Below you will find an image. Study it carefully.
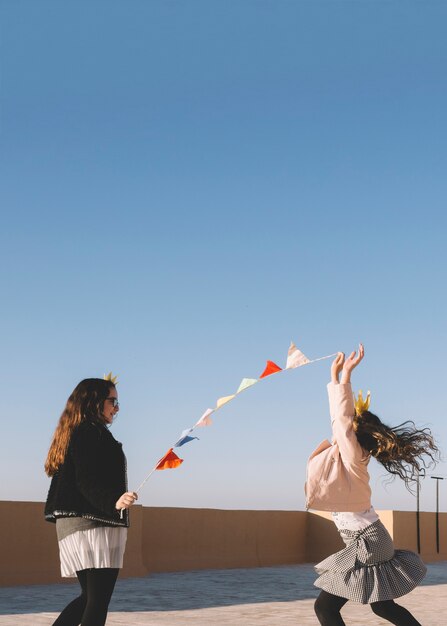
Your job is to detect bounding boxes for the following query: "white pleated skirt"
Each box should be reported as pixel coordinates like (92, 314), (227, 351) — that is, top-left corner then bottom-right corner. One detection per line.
(58, 526), (128, 578)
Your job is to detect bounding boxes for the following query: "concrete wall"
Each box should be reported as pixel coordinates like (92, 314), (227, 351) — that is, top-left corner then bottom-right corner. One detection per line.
(0, 501), (445, 587)
(141, 507), (307, 573)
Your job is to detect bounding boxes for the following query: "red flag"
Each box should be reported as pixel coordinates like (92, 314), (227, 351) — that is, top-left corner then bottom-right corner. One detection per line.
(155, 448), (183, 470)
(259, 360), (282, 378)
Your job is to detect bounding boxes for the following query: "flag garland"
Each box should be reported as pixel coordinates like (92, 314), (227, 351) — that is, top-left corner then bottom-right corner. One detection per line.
(133, 342), (337, 497)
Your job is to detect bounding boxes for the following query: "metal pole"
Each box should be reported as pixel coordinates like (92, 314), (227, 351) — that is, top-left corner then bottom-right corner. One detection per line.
(431, 476), (444, 554)
(416, 471), (421, 554)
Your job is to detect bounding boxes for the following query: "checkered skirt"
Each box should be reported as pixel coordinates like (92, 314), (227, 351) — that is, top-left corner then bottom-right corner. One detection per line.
(314, 519), (426, 604)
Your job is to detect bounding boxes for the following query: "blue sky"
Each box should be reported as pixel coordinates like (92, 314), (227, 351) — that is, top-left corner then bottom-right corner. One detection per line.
(1, 0), (446, 513)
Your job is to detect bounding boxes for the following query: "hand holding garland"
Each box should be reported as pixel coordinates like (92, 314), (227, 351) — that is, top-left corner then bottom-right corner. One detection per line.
(115, 491), (138, 511)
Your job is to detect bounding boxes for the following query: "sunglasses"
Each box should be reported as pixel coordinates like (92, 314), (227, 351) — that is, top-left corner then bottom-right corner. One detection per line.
(106, 397), (120, 408)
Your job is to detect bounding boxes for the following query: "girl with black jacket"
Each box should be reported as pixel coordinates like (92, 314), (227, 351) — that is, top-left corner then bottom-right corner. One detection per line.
(45, 377), (138, 626)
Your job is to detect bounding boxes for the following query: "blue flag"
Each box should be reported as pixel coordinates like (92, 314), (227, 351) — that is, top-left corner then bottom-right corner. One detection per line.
(174, 435), (199, 447)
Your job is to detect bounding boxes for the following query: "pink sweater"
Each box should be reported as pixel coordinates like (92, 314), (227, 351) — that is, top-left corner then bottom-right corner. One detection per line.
(305, 382), (372, 512)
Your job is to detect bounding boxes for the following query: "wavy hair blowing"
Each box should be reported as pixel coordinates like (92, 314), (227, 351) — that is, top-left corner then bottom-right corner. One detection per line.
(45, 378), (115, 477)
(353, 411), (439, 490)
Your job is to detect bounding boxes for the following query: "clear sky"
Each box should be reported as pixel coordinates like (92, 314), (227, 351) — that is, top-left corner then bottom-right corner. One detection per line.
(1, 0), (446, 513)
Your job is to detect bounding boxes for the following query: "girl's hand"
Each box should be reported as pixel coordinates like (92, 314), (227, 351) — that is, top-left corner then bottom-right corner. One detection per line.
(115, 491), (138, 510)
(341, 343), (364, 383)
(331, 352), (345, 383)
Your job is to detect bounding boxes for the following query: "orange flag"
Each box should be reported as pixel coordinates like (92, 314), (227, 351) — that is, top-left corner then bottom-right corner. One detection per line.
(155, 448), (183, 470)
(259, 360), (282, 378)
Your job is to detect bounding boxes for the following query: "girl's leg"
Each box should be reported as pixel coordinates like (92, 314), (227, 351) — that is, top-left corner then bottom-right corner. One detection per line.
(52, 570), (88, 626)
(370, 600), (422, 625)
(314, 590), (349, 626)
(80, 568), (119, 626)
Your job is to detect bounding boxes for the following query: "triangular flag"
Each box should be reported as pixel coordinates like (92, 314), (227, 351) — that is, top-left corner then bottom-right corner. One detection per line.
(175, 435), (199, 447)
(286, 342), (310, 369)
(195, 408), (214, 427)
(216, 394), (236, 409)
(259, 360), (282, 378)
(155, 448), (183, 470)
(173, 428), (194, 447)
(236, 378), (258, 393)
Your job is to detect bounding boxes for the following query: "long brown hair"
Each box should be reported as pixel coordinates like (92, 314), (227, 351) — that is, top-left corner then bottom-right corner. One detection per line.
(354, 411), (439, 490)
(45, 378), (115, 477)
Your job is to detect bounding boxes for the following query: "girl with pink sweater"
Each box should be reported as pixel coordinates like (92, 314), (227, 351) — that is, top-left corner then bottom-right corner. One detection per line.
(306, 345), (438, 625)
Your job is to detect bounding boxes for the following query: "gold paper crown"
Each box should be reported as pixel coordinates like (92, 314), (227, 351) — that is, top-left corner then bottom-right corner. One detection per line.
(104, 372), (118, 385)
(354, 389), (370, 416)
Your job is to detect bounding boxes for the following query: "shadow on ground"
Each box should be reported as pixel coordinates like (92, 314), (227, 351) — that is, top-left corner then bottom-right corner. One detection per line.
(1, 562), (447, 615)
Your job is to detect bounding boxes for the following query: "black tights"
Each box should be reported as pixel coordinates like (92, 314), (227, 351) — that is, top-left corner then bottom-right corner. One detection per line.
(314, 590), (422, 626)
(52, 568), (119, 626)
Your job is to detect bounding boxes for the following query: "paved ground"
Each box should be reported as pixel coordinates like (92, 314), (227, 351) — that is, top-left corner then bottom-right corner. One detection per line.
(1, 562), (446, 625)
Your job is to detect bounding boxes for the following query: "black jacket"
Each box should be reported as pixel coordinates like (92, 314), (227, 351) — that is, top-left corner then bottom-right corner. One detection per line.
(45, 420), (129, 527)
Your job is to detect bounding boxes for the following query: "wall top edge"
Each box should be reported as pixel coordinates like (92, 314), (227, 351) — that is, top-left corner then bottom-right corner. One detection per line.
(0, 502), (443, 515)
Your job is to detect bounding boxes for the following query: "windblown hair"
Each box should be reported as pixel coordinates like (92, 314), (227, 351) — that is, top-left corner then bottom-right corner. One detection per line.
(353, 411), (439, 490)
(45, 378), (115, 477)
